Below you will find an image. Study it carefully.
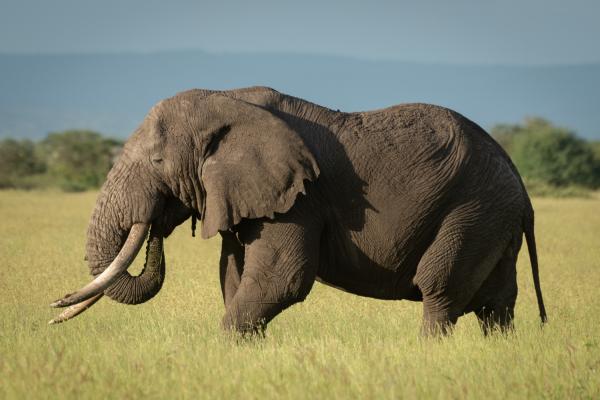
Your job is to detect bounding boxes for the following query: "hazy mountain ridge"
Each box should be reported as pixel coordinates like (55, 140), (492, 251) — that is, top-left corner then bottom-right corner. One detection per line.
(1, 51), (598, 139)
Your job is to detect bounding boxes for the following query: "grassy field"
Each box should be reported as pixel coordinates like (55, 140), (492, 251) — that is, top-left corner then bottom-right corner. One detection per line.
(1, 190), (599, 399)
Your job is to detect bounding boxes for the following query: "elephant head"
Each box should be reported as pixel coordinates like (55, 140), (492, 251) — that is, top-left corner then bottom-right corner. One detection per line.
(49, 90), (319, 323)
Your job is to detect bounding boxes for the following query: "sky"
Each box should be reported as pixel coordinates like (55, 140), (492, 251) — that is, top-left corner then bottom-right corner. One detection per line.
(1, 0), (599, 65)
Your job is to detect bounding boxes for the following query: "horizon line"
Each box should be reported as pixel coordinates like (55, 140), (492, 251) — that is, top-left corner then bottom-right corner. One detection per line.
(1, 49), (599, 68)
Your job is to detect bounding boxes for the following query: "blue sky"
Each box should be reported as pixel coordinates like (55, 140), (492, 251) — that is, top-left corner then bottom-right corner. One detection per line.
(1, 0), (598, 64)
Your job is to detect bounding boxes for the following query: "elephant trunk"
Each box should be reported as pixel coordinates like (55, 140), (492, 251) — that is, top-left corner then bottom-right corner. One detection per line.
(84, 166), (167, 305)
(102, 225), (165, 304)
(50, 222), (165, 322)
(50, 156), (168, 323)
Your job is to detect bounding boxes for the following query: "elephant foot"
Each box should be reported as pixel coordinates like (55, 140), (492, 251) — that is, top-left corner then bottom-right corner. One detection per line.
(222, 311), (268, 338)
(420, 308), (458, 337)
(475, 306), (515, 335)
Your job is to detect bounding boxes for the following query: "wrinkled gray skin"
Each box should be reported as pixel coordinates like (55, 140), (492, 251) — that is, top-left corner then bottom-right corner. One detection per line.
(83, 86), (547, 336)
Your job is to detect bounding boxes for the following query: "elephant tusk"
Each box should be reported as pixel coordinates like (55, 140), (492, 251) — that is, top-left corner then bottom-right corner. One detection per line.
(48, 293), (104, 324)
(50, 223), (150, 308)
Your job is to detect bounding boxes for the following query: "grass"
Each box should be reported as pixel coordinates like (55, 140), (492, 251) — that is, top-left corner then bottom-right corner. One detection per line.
(522, 178), (595, 198)
(1, 190), (599, 399)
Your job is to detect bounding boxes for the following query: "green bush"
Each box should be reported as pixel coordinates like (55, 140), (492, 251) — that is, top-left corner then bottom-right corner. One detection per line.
(492, 118), (600, 193)
(489, 122), (522, 154)
(0, 130), (122, 191)
(0, 138), (45, 188)
(39, 130), (122, 191)
(590, 140), (600, 179)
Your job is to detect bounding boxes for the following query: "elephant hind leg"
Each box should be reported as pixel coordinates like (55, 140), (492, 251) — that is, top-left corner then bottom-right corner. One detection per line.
(414, 202), (513, 337)
(472, 238), (520, 335)
(421, 301), (460, 336)
(476, 306), (515, 335)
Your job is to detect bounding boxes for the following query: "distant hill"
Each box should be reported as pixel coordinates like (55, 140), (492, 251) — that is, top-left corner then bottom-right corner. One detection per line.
(1, 51), (598, 140)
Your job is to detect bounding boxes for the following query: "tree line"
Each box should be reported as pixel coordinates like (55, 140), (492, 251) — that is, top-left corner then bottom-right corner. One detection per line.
(0, 130), (122, 192)
(491, 118), (600, 196)
(1, 119), (600, 194)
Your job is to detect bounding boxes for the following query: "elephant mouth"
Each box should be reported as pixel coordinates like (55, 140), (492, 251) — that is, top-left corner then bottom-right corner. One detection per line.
(49, 222), (162, 324)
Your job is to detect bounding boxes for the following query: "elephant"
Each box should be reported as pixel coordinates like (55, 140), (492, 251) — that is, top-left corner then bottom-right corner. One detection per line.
(50, 86), (547, 336)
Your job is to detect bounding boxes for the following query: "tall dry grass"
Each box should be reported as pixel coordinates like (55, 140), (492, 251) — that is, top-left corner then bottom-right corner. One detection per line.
(1, 191), (599, 399)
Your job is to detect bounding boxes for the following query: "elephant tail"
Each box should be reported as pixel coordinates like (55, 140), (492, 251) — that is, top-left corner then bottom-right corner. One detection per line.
(524, 211), (548, 324)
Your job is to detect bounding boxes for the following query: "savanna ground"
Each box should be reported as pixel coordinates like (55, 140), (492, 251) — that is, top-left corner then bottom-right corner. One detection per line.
(1, 190), (599, 399)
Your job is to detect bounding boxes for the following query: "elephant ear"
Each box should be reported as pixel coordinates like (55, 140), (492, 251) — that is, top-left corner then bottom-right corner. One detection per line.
(199, 94), (320, 239)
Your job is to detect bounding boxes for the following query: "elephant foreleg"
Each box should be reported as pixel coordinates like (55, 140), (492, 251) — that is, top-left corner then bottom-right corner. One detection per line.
(219, 231), (245, 307)
(221, 216), (320, 335)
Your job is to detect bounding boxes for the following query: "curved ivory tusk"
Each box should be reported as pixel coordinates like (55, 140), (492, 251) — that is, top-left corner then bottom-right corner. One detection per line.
(50, 223), (149, 308)
(48, 293), (104, 324)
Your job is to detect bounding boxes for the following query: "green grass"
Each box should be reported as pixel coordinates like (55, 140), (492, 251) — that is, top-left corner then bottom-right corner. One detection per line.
(1, 190), (599, 399)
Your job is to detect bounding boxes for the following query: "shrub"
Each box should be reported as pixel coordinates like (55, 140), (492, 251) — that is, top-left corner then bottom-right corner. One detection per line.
(39, 130), (122, 191)
(0, 139), (45, 188)
(492, 118), (600, 190)
(0, 131), (122, 191)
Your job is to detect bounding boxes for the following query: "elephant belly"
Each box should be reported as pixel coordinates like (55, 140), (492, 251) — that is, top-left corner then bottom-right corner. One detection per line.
(315, 268), (422, 301)
(316, 225), (424, 301)
(316, 192), (439, 300)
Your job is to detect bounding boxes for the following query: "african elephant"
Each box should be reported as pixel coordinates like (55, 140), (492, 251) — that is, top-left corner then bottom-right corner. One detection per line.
(50, 86), (547, 336)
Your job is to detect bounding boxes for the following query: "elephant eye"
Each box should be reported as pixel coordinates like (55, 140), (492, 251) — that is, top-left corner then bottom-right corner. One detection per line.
(151, 157), (163, 164)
